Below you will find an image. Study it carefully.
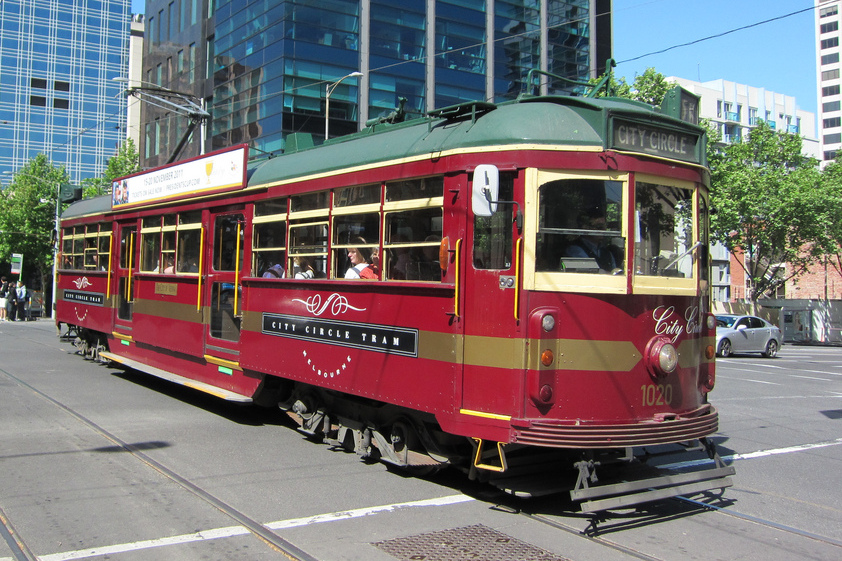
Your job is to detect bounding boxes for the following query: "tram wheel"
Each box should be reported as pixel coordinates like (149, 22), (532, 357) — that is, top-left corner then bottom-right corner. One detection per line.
(763, 339), (778, 358)
(717, 339), (732, 358)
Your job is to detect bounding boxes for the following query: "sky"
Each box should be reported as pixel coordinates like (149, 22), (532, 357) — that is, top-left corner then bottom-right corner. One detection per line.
(129, 0), (818, 113)
(613, 0), (818, 115)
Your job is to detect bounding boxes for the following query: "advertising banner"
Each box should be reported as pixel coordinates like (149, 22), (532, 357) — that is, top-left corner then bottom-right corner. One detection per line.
(112, 145), (248, 209)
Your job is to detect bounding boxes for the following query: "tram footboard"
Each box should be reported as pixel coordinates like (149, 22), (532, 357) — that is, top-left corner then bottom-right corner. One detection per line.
(570, 442), (735, 513)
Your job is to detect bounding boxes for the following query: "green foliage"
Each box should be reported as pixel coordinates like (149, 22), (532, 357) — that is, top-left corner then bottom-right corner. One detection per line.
(819, 154), (842, 278)
(589, 67), (675, 106)
(709, 122), (826, 301)
(0, 154), (69, 286)
(81, 139), (142, 198)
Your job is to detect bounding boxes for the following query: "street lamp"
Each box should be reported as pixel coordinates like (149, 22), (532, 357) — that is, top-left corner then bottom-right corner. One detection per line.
(113, 77), (210, 162)
(325, 71), (363, 140)
(2, 170), (60, 319)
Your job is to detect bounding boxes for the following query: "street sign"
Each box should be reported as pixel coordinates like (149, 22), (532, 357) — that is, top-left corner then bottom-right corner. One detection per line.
(11, 253), (23, 275)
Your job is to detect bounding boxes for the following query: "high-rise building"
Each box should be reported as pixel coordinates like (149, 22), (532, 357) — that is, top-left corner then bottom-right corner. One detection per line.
(0, 0), (132, 181)
(817, 0), (842, 165)
(139, 0), (611, 168)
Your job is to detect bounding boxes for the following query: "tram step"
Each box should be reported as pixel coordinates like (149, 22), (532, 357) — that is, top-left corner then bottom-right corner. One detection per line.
(99, 351), (253, 403)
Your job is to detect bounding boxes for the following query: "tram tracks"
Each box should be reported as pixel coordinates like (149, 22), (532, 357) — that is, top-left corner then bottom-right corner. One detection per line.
(0, 368), (319, 561)
(511, 492), (842, 561)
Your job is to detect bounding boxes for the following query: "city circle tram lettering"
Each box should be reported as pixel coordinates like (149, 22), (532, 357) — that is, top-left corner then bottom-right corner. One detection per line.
(262, 313), (419, 357)
(63, 290), (105, 306)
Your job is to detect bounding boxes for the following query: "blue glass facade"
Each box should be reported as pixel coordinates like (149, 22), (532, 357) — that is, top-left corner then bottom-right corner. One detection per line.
(143, 0), (605, 163)
(0, 0), (131, 181)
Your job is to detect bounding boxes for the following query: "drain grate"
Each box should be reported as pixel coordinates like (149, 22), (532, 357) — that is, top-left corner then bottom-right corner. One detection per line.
(373, 524), (571, 561)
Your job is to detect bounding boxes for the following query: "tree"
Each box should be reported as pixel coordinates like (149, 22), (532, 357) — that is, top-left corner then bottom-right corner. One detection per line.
(708, 122), (828, 305)
(0, 154), (70, 297)
(81, 138), (142, 198)
(589, 67), (675, 105)
(819, 155), (842, 281)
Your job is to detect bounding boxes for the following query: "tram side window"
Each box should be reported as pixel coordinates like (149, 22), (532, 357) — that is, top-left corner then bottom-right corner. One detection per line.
(83, 231), (110, 271)
(288, 222), (328, 278)
(535, 178), (624, 274)
(140, 217), (162, 272)
(383, 177), (443, 281)
(474, 172), (515, 270)
(635, 182), (695, 278)
(176, 211), (202, 273)
(60, 227), (84, 269)
(333, 212), (380, 279)
(253, 198), (287, 278)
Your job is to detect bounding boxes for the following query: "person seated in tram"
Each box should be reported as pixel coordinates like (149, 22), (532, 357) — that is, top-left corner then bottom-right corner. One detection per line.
(564, 206), (623, 274)
(262, 263), (285, 278)
(345, 237), (377, 279)
(293, 256), (315, 279)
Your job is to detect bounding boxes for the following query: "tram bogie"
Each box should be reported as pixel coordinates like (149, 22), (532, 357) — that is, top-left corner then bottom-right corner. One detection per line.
(56, 88), (734, 511)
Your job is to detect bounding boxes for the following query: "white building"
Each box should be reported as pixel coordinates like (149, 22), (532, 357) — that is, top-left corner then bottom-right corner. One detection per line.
(668, 77), (819, 159)
(817, 0), (842, 165)
(665, 77), (819, 304)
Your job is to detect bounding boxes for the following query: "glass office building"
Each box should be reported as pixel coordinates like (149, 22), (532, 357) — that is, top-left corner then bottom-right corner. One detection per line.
(0, 0), (132, 181)
(140, 0), (609, 164)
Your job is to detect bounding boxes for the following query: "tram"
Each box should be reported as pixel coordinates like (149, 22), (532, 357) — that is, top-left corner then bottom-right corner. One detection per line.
(56, 83), (734, 512)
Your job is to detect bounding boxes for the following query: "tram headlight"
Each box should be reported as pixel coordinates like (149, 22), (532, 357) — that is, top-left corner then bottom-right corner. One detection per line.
(645, 336), (678, 379)
(706, 313), (717, 330)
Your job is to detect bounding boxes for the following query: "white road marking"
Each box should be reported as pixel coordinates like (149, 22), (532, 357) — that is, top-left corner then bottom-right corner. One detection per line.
(19, 494), (475, 561)
(662, 438), (842, 470)
(9, 439), (842, 561)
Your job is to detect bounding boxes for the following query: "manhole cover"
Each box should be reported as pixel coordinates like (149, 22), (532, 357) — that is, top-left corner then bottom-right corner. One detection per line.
(373, 524), (570, 561)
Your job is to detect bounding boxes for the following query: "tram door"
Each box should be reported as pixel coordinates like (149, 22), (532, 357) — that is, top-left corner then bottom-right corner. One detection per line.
(114, 222), (137, 330)
(460, 172), (523, 415)
(203, 211), (246, 357)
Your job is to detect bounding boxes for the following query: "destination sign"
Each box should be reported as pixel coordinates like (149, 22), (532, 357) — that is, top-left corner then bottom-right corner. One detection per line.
(611, 119), (700, 164)
(64, 290), (105, 306)
(262, 313), (418, 357)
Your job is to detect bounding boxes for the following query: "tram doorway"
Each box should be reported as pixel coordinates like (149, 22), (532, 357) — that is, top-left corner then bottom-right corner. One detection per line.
(203, 211), (246, 357)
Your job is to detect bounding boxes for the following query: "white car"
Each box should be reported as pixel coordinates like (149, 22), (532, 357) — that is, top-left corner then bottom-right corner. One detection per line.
(715, 314), (782, 358)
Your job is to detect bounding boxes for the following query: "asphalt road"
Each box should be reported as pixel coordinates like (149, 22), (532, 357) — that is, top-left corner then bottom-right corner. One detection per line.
(1, 320), (841, 561)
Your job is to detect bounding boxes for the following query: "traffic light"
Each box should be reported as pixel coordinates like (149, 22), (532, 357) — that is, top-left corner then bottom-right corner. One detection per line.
(59, 183), (83, 203)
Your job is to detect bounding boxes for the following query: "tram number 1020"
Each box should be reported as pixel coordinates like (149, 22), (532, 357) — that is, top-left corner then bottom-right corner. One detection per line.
(641, 383), (673, 406)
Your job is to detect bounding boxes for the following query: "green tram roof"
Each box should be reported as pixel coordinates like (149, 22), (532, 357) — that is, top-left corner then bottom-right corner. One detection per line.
(248, 95), (701, 188)
(61, 95), (703, 221)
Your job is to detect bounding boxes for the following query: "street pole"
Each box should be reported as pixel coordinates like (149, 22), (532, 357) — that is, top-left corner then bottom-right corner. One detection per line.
(52, 183), (59, 319)
(325, 72), (363, 140)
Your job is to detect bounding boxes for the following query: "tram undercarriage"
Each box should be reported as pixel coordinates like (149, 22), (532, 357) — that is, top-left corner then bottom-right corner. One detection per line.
(70, 326), (734, 513)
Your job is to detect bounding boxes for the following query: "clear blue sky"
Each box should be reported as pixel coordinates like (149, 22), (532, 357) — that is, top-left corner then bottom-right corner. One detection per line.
(613, 0), (817, 114)
(130, 0), (818, 113)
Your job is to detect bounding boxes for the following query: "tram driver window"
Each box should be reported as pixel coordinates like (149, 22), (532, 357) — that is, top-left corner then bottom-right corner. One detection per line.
(635, 181), (695, 278)
(473, 172), (514, 270)
(535, 178), (624, 274)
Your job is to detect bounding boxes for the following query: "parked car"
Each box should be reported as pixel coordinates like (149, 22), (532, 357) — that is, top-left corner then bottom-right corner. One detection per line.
(715, 314), (782, 358)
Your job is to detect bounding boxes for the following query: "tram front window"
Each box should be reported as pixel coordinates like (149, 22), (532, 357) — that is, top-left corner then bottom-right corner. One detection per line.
(635, 182), (695, 278)
(536, 178), (624, 274)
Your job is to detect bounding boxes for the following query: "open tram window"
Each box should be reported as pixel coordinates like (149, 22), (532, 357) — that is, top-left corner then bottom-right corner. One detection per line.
(252, 197), (287, 278)
(634, 179), (695, 279)
(535, 177), (624, 274)
(474, 172), (515, 270)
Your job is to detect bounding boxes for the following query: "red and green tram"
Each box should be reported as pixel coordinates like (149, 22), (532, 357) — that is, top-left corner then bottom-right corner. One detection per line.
(56, 88), (733, 512)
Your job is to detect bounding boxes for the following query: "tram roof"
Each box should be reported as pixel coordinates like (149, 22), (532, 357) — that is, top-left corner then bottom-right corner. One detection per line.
(247, 95), (695, 188)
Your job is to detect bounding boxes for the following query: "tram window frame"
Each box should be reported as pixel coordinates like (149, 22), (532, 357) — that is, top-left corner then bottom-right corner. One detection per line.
(632, 173), (698, 295)
(332, 207), (381, 280)
(83, 230), (111, 271)
(140, 217), (163, 272)
(288, 220), (328, 278)
(525, 169), (629, 295)
(383, 197), (444, 281)
(252, 197), (288, 278)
